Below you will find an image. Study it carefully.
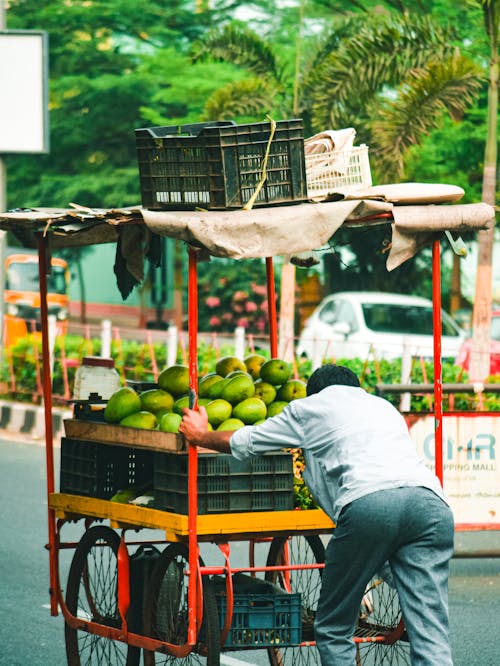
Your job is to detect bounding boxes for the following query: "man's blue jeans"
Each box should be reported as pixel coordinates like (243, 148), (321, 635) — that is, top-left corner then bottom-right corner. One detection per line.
(314, 486), (455, 665)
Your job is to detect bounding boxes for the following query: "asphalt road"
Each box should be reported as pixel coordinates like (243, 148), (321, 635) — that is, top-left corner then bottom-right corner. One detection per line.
(0, 435), (499, 665)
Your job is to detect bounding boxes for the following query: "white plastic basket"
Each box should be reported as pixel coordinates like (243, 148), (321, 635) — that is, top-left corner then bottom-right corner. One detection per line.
(305, 144), (372, 197)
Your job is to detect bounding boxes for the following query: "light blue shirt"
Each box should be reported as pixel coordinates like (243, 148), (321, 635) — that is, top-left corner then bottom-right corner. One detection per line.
(230, 385), (446, 522)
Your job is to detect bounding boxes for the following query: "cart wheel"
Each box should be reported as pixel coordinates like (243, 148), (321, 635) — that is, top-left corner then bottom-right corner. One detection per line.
(65, 525), (140, 666)
(265, 534), (325, 666)
(143, 543), (220, 665)
(355, 570), (410, 665)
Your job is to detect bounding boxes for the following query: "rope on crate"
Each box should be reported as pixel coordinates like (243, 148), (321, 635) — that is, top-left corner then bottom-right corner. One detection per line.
(242, 116), (277, 211)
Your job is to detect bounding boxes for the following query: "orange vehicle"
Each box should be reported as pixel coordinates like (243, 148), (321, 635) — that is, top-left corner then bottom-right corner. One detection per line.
(4, 253), (70, 346)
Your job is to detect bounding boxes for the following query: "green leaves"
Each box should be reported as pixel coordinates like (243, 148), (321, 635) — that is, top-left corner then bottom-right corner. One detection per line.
(371, 52), (483, 180)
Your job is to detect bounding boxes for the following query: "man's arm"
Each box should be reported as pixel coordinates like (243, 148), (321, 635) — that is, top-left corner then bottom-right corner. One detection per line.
(179, 406), (232, 453)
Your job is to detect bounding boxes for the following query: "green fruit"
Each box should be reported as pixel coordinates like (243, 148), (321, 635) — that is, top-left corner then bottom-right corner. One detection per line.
(104, 387), (141, 424)
(140, 388), (174, 414)
(158, 364), (189, 396)
(232, 397), (267, 424)
(217, 418), (245, 431)
(173, 395), (190, 415)
(244, 353), (267, 380)
(253, 419), (266, 426)
(207, 377), (229, 399)
(110, 488), (136, 503)
(159, 412), (182, 433)
(205, 399), (233, 427)
(259, 359), (292, 386)
(277, 379), (307, 402)
(198, 373), (223, 399)
(215, 355), (247, 377)
(221, 374), (256, 405)
(155, 408), (171, 421)
(119, 410), (158, 429)
(253, 379), (277, 405)
(198, 398), (211, 407)
(266, 401), (289, 417)
(226, 370), (252, 380)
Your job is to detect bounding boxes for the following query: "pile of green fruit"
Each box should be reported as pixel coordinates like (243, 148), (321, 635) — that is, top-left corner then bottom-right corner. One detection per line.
(103, 354), (307, 434)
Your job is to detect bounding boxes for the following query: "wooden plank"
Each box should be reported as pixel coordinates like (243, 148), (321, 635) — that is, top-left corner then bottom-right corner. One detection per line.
(49, 492), (335, 540)
(63, 418), (185, 452)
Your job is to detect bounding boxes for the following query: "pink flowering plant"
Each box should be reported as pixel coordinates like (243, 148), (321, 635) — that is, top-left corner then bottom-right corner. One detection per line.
(197, 258), (276, 334)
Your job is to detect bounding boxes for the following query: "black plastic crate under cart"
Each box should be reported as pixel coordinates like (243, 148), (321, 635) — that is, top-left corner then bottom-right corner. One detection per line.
(135, 119), (308, 210)
(153, 451), (294, 514)
(60, 437), (154, 500)
(217, 592), (302, 648)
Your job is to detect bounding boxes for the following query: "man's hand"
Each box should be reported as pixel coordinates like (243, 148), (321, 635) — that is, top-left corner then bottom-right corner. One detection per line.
(179, 406), (233, 453)
(179, 406), (209, 445)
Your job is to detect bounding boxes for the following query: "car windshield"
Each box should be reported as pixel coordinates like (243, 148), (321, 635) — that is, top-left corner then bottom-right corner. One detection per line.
(361, 303), (460, 337)
(7, 263), (67, 294)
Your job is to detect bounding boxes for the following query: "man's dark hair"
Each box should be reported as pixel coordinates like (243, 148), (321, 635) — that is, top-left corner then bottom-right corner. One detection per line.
(306, 364), (360, 396)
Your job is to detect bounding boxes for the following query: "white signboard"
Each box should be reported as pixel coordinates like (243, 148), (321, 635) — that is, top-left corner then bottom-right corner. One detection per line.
(409, 414), (500, 525)
(0, 31), (49, 153)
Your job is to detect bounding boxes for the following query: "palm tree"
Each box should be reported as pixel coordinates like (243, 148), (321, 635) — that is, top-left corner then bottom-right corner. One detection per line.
(193, 12), (482, 182)
(469, 0), (499, 381)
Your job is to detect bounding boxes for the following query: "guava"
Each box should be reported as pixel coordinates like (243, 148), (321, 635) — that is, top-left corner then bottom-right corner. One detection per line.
(159, 412), (182, 433)
(232, 397), (267, 424)
(104, 387), (141, 424)
(158, 364), (190, 396)
(215, 356), (247, 377)
(205, 399), (233, 427)
(259, 358), (292, 386)
(119, 410), (157, 430)
(244, 353), (267, 380)
(221, 374), (255, 405)
(277, 379), (307, 402)
(140, 388), (175, 414)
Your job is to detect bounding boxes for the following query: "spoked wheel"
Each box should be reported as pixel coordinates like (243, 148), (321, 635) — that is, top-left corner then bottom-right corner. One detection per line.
(265, 534), (325, 666)
(355, 568), (410, 665)
(143, 543), (220, 666)
(65, 525), (139, 666)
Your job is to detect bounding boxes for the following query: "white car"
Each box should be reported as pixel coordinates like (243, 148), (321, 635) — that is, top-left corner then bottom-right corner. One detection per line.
(296, 291), (466, 362)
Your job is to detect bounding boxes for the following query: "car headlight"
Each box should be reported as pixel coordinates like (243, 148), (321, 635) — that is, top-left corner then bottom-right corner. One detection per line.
(6, 304), (19, 316)
(56, 307), (68, 321)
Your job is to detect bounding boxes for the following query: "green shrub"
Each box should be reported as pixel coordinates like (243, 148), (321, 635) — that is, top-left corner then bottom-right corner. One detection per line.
(0, 333), (497, 412)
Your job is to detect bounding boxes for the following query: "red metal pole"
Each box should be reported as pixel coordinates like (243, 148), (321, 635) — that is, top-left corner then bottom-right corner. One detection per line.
(266, 257), (278, 358)
(187, 247), (199, 645)
(37, 235), (58, 616)
(432, 240), (444, 486)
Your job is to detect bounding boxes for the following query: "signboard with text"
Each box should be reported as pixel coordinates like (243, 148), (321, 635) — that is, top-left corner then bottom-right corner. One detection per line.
(0, 31), (49, 154)
(409, 414), (499, 525)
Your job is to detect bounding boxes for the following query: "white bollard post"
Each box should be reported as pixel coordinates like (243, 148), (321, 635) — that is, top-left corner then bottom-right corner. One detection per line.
(167, 325), (178, 367)
(312, 337), (323, 371)
(48, 314), (57, 378)
(234, 326), (245, 360)
(101, 319), (112, 358)
(400, 338), (412, 412)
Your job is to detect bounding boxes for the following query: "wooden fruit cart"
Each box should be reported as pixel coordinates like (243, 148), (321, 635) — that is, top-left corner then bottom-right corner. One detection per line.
(0, 191), (494, 666)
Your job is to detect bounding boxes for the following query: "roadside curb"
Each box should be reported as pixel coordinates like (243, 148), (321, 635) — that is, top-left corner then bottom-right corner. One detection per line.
(0, 399), (72, 442)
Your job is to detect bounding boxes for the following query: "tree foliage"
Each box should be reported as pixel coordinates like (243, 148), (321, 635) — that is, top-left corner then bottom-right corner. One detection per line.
(2, 0), (496, 311)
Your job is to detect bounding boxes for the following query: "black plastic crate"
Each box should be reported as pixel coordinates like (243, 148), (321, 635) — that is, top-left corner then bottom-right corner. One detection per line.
(59, 437), (154, 499)
(135, 119), (307, 210)
(153, 452), (294, 514)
